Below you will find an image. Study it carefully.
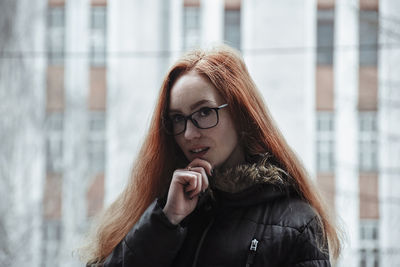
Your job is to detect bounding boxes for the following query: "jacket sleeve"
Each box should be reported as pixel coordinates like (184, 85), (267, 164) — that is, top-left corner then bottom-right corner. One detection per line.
(290, 216), (331, 267)
(102, 199), (187, 267)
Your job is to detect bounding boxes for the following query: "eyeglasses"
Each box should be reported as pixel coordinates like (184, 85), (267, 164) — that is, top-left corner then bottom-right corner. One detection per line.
(164, 104), (228, 135)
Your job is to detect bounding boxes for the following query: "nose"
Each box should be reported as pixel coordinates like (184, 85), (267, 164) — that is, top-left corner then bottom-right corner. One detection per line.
(184, 119), (201, 140)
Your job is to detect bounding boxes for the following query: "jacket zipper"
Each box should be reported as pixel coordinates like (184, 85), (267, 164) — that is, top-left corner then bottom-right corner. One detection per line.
(245, 238), (259, 267)
(191, 217), (215, 267)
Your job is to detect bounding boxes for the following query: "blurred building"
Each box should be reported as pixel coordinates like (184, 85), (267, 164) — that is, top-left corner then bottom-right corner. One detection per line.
(44, 0), (107, 266)
(3, 0), (398, 266)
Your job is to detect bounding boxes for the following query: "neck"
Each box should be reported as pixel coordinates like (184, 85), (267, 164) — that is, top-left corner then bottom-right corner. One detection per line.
(217, 143), (246, 172)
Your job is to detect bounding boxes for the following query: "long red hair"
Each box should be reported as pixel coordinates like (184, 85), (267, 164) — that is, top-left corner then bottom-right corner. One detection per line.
(83, 45), (340, 263)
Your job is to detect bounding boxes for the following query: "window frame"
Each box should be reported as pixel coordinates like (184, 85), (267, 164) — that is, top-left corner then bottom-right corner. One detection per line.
(316, 112), (335, 173)
(46, 112), (64, 173)
(359, 10), (379, 66)
(359, 219), (380, 267)
(47, 6), (65, 65)
(90, 6), (107, 66)
(88, 111), (106, 173)
(358, 112), (378, 172)
(183, 6), (201, 50)
(224, 8), (241, 51)
(316, 9), (335, 66)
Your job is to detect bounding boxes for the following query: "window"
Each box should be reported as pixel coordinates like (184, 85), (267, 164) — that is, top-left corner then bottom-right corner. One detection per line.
(224, 9), (241, 50)
(317, 9), (334, 65)
(359, 10), (378, 66)
(183, 6), (200, 50)
(360, 220), (379, 267)
(316, 112), (335, 172)
(360, 220), (379, 241)
(88, 112), (105, 173)
(90, 6), (107, 66)
(359, 112), (378, 172)
(47, 7), (65, 65)
(46, 113), (63, 173)
(41, 220), (61, 267)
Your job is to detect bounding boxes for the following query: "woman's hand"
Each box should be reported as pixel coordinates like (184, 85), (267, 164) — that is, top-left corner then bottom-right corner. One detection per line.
(163, 158), (212, 225)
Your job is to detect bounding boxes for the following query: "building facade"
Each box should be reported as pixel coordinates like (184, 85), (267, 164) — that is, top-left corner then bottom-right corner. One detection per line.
(1, 0), (399, 266)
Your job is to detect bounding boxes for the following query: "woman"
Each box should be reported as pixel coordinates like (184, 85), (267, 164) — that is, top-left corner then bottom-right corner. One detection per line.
(83, 45), (340, 266)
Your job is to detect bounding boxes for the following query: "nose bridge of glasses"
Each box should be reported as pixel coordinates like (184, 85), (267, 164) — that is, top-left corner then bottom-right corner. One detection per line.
(183, 116), (201, 138)
(188, 113), (201, 127)
(184, 115), (200, 131)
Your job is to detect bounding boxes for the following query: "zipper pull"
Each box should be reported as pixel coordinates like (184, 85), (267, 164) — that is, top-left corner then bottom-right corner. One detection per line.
(245, 239), (259, 267)
(250, 239), (258, 251)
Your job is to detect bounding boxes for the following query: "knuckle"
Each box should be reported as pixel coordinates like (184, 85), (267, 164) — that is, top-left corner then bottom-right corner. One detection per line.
(186, 174), (195, 182)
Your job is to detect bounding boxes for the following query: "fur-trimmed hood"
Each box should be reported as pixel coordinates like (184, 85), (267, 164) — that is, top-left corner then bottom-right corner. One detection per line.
(210, 154), (291, 194)
(200, 154), (298, 208)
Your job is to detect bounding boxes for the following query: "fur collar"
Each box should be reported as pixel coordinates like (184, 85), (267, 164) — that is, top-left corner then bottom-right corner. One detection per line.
(210, 154), (292, 194)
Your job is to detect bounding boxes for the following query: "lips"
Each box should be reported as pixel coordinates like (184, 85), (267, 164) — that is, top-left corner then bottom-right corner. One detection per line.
(190, 147), (208, 153)
(189, 147), (210, 158)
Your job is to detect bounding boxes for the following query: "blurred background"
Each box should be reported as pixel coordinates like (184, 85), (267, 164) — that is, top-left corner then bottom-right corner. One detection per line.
(0, 0), (399, 266)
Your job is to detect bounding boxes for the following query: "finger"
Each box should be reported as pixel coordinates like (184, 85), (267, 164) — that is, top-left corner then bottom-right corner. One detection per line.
(174, 170), (198, 192)
(188, 167), (209, 192)
(188, 159), (212, 176)
(185, 171), (200, 196)
(183, 173), (198, 192)
(175, 169), (204, 197)
(189, 171), (202, 198)
(201, 171), (209, 192)
(187, 158), (213, 176)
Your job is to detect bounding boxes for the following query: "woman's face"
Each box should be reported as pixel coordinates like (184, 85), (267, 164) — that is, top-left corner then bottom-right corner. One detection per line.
(169, 71), (244, 169)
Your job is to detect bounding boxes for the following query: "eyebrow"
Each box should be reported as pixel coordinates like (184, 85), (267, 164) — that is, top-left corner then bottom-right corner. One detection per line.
(169, 99), (216, 114)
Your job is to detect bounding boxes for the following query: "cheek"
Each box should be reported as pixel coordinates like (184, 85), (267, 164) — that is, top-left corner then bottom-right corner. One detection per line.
(174, 136), (185, 152)
(222, 130), (239, 150)
(214, 121), (239, 152)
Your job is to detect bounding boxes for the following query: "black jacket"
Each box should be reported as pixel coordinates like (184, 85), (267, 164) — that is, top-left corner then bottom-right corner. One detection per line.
(99, 156), (331, 267)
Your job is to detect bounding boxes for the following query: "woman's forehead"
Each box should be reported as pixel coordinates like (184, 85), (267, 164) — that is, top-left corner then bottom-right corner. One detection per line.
(169, 72), (222, 112)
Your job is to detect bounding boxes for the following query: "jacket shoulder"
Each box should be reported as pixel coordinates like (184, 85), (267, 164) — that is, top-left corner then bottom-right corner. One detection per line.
(251, 193), (319, 232)
(255, 197), (330, 266)
(276, 197), (319, 231)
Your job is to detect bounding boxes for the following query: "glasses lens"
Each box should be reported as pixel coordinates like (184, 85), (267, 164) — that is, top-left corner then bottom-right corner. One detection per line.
(166, 107), (220, 135)
(169, 114), (186, 135)
(192, 107), (218, 129)
(162, 117), (174, 135)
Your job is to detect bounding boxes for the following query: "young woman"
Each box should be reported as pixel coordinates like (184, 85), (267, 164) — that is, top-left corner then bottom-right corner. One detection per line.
(83, 45), (340, 266)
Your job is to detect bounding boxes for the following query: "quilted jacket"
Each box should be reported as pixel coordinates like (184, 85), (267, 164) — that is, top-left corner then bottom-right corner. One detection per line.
(95, 156), (331, 267)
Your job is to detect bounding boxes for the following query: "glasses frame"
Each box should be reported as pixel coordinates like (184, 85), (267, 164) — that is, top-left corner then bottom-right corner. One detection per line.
(165, 103), (228, 136)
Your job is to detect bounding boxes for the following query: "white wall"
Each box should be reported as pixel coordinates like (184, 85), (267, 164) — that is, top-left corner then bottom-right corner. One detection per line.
(169, 0), (183, 64)
(200, 0), (224, 47)
(106, 0), (167, 204)
(60, 0), (90, 266)
(379, 0), (400, 265)
(242, 0), (316, 177)
(0, 0), (46, 266)
(334, 0), (360, 266)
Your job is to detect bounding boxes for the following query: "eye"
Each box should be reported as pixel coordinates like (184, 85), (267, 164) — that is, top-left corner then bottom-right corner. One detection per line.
(198, 107), (212, 117)
(170, 114), (185, 124)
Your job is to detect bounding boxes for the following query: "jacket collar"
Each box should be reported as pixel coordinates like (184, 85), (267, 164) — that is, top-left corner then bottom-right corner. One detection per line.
(210, 153), (291, 194)
(200, 154), (297, 208)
